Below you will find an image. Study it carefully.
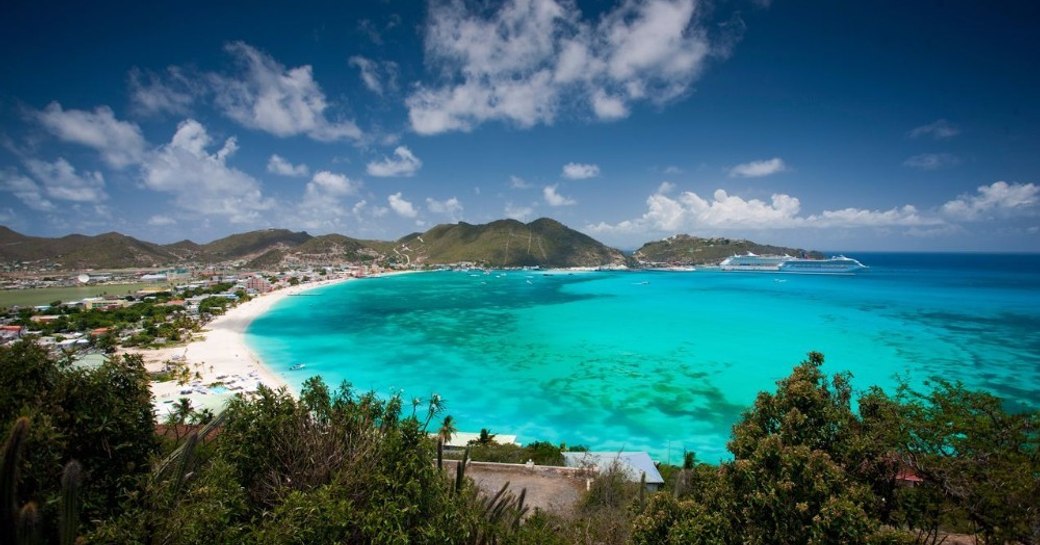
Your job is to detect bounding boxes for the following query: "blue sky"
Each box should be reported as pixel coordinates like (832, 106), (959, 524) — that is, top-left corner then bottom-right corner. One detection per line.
(1, 0), (1038, 251)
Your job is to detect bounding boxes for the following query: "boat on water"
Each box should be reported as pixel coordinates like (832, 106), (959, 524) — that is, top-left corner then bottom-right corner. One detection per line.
(719, 252), (866, 274)
(779, 256), (867, 274)
(719, 252), (792, 271)
(289, 363), (306, 370)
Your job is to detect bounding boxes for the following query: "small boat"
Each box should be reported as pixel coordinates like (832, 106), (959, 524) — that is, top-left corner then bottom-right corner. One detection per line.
(289, 363), (306, 371)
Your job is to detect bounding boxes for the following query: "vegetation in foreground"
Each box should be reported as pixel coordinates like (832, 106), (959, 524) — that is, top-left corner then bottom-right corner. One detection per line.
(2, 341), (1038, 544)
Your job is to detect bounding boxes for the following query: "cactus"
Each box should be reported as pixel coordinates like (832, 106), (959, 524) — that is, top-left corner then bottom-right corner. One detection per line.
(17, 502), (41, 545)
(454, 447), (470, 494)
(60, 460), (82, 545)
(2, 417), (30, 545)
(639, 471), (646, 506)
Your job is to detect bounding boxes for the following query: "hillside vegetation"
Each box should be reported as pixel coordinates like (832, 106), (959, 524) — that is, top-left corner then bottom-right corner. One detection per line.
(0, 219), (630, 270)
(3, 343), (1036, 544)
(2, 222), (835, 271)
(634, 234), (825, 265)
(396, 218), (628, 268)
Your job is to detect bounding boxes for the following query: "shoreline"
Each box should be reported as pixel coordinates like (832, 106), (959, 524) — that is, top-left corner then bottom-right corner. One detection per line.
(136, 272), (411, 418)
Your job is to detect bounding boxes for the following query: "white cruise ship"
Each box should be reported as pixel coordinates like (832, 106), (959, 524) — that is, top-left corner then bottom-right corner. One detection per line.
(719, 253), (866, 274)
(718, 252), (793, 271)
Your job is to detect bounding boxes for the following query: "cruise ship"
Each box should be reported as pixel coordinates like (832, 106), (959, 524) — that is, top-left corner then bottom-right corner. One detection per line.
(719, 252), (793, 271)
(719, 253), (867, 274)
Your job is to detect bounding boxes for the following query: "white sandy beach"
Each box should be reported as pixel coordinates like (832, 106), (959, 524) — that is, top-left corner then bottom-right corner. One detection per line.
(133, 276), (356, 418)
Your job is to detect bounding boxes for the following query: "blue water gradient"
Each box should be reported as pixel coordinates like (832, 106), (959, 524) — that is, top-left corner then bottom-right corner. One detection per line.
(247, 253), (1040, 463)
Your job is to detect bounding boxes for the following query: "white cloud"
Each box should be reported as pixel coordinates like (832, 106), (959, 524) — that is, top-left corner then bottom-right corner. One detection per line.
(294, 170), (362, 226)
(388, 192), (418, 217)
(141, 119), (273, 223)
(543, 184), (576, 206)
(657, 181), (676, 194)
(307, 171), (360, 198)
(147, 215), (176, 226)
(903, 153), (959, 171)
(23, 157), (107, 203)
(908, 119), (959, 140)
(426, 196), (463, 221)
(267, 154), (310, 177)
(509, 176), (532, 189)
(35, 102), (146, 169)
(407, 0), (721, 134)
(562, 162), (600, 180)
(212, 42), (361, 141)
(587, 186), (942, 236)
(349, 56), (398, 95)
(728, 157), (786, 178)
(366, 146), (422, 177)
(941, 181), (1038, 220)
(662, 165), (683, 175)
(591, 90), (629, 120)
(0, 168), (55, 211)
(128, 67), (196, 116)
(505, 202), (535, 221)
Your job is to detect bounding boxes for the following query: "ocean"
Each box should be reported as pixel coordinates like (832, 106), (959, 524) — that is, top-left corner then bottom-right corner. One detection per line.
(247, 253), (1040, 463)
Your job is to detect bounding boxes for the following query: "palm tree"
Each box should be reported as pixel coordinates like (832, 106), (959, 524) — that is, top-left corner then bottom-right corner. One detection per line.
(476, 428), (496, 446)
(172, 397), (193, 424)
(438, 415), (457, 444)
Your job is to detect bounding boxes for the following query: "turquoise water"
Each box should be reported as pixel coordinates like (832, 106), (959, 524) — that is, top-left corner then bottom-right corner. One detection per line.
(247, 254), (1040, 463)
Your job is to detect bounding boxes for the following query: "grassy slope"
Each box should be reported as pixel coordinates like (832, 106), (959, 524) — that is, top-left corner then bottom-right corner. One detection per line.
(634, 235), (826, 265)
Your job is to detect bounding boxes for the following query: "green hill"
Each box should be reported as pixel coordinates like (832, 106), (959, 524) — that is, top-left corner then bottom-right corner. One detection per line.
(0, 227), (178, 268)
(3, 223), (827, 271)
(396, 218), (627, 268)
(633, 234), (825, 265)
(197, 229), (314, 260)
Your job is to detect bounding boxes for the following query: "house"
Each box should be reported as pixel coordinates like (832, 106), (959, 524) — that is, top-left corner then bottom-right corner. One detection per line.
(0, 325), (25, 340)
(243, 275), (274, 294)
(562, 451), (666, 491)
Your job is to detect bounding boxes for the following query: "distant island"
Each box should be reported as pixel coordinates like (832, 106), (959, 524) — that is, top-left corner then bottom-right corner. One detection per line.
(0, 220), (820, 272)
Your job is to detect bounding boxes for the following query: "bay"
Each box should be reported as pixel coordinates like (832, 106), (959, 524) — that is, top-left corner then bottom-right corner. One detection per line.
(247, 253), (1040, 463)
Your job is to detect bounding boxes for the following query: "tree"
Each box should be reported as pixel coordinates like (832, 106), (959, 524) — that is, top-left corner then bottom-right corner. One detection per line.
(438, 415), (457, 444)
(894, 379), (1040, 544)
(475, 428), (496, 446)
(0, 342), (156, 540)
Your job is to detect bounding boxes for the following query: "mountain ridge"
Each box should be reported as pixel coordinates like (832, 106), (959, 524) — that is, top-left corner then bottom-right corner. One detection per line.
(0, 222), (824, 270)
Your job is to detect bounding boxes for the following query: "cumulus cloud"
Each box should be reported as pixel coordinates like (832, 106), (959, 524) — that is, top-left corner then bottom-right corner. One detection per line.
(562, 162), (600, 180)
(408, 0), (725, 134)
(543, 184), (576, 206)
(941, 181), (1038, 220)
(306, 171), (361, 198)
(34, 102), (146, 168)
(728, 157), (786, 178)
(349, 56), (398, 95)
(267, 154), (310, 177)
(505, 202), (535, 221)
(908, 119), (959, 140)
(23, 157), (107, 203)
(426, 196), (463, 221)
(0, 168), (55, 211)
(903, 153), (959, 171)
(128, 67), (197, 116)
(366, 146), (422, 177)
(141, 119), (273, 223)
(294, 170), (362, 226)
(388, 192), (418, 217)
(212, 42), (361, 141)
(587, 186), (941, 235)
